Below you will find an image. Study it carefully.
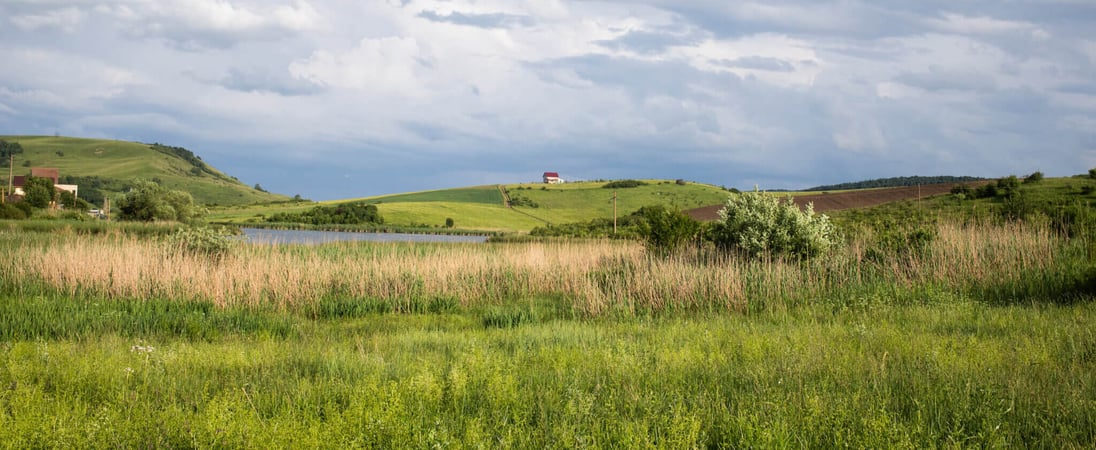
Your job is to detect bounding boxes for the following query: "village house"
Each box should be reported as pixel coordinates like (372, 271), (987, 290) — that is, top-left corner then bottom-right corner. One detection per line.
(542, 172), (563, 184)
(9, 167), (79, 204)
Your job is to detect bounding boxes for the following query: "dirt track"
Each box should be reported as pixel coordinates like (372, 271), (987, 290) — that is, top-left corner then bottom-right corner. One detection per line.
(685, 182), (987, 221)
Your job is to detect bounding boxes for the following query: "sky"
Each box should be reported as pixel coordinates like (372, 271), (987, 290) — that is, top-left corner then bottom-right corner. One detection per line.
(1, 0), (1094, 200)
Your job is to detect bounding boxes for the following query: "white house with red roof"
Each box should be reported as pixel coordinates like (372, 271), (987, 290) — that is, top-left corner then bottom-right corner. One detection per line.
(542, 172), (563, 184)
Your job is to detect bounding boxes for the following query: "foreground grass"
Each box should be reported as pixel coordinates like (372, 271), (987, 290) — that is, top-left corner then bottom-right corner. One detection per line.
(1, 298), (1092, 448)
(1, 219), (1092, 447)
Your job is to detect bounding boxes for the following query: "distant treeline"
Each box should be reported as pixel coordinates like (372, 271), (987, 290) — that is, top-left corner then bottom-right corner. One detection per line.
(805, 176), (987, 192)
(266, 202), (383, 226)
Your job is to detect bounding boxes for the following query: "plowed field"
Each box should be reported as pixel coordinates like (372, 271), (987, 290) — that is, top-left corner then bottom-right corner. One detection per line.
(685, 182), (987, 221)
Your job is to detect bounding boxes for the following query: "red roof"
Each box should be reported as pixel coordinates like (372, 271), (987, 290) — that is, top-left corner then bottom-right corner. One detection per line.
(543, 172), (560, 178)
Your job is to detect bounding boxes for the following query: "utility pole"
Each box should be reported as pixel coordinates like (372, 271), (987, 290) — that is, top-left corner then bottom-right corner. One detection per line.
(4, 154), (12, 204)
(613, 191), (618, 235)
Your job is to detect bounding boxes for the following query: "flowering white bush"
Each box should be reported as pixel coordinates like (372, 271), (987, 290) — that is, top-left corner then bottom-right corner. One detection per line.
(710, 188), (837, 259)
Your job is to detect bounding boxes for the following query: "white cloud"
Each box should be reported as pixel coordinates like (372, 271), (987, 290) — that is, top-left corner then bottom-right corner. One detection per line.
(9, 6), (86, 32)
(0, 0), (1092, 198)
(289, 36), (430, 95)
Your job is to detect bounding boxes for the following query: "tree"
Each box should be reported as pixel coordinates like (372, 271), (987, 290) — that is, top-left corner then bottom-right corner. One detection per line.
(709, 188), (837, 259)
(0, 140), (23, 166)
(59, 190), (92, 211)
(114, 179), (203, 223)
(445, 217), (455, 228)
(22, 176), (56, 209)
(638, 205), (700, 255)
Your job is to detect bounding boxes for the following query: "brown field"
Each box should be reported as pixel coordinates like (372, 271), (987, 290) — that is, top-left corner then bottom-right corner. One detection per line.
(686, 182), (987, 221)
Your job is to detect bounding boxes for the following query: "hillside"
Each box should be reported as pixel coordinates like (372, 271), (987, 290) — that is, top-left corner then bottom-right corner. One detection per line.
(0, 136), (287, 206)
(805, 175), (987, 192)
(209, 180), (733, 233)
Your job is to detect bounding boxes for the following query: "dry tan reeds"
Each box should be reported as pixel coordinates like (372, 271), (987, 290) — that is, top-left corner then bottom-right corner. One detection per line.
(2, 221), (1071, 314)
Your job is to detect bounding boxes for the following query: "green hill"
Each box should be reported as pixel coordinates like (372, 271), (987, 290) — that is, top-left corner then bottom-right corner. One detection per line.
(209, 181), (734, 233)
(0, 136), (287, 206)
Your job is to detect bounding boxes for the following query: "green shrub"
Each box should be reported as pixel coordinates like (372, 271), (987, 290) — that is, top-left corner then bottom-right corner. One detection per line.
(638, 205), (701, 255)
(864, 223), (937, 264)
(115, 179), (203, 223)
(603, 180), (647, 189)
(1089, 168), (1096, 179)
(166, 226), (234, 259)
(0, 203), (26, 220)
(1024, 171), (1044, 184)
(709, 189), (838, 259)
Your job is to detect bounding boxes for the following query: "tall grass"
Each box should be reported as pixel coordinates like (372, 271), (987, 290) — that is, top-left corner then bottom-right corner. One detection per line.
(1, 221), (1088, 316)
(0, 303), (1092, 447)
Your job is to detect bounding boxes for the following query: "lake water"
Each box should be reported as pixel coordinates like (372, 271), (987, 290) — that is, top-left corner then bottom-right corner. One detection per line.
(241, 228), (489, 245)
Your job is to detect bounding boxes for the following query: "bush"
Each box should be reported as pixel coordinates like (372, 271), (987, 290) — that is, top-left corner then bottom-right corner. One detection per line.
(115, 179), (203, 223)
(709, 189), (838, 259)
(638, 205), (700, 255)
(0, 203), (27, 220)
(1024, 171), (1044, 184)
(1089, 168), (1096, 180)
(22, 176), (56, 209)
(445, 217), (454, 228)
(166, 226), (234, 259)
(602, 180), (647, 189)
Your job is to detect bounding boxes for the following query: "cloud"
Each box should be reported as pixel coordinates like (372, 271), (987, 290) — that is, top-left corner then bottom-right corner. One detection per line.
(98, 0), (322, 50)
(288, 36), (431, 95)
(0, 0), (1092, 199)
(9, 6), (86, 32)
(218, 67), (324, 96)
(715, 56), (795, 72)
(417, 10), (534, 29)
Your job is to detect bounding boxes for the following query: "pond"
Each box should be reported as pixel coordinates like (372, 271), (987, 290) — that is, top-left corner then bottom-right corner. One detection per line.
(240, 228), (489, 245)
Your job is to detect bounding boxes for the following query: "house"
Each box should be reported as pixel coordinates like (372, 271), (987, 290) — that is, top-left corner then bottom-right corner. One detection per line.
(8, 168), (78, 205)
(542, 172), (563, 184)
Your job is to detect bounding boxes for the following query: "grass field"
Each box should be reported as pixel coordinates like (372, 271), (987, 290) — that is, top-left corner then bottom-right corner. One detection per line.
(208, 180), (734, 232)
(1, 299), (1092, 448)
(0, 136), (287, 206)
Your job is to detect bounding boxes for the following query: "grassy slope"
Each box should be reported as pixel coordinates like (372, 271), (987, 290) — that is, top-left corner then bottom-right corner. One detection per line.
(0, 136), (287, 206)
(210, 181), (733, 232)
(829, 175), (1096, 227)
(506, 180), (730, 225)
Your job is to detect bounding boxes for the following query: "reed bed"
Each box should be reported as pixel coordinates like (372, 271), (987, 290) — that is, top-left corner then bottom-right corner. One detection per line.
(1, 220), (1083, 315)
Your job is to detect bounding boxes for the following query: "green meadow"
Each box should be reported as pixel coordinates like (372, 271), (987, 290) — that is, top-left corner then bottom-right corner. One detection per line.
(2, 159), (1095, 446)
(0, 136), (286, 206)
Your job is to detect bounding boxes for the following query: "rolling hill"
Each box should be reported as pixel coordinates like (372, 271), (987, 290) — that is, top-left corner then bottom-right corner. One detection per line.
(209, 180), (735, 233)
(0, 136), (287, 206)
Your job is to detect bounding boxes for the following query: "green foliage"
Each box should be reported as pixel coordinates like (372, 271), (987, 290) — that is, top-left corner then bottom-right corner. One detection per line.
(638, 205), (701, 255)
(267, 201), (383, 225)
(445, 217), (455, 228)
(1024, 171), (1044, 184)
(0, 203), (27, 220)
(807, 175), (986, 191)
(710, 189), (838, 259)
(22, 176), (56, 209)
(863, 222), (937, 264)
(0, 139), (23, 166)
(114, 179), (203, 223)
(58, 190), (92, 211)
(166, 226), (234, 259)
(509, 194), (539, 208)
(57, 175), (126, 206)
(253, 183), (267, 193)
(1090, 168), (1096, 179)
(603, 179), (648, 189)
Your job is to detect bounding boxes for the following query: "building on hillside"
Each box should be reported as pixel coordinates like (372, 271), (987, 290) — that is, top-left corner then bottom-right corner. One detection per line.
(9, 168), (78, 206)
(542, 172), (563, 184)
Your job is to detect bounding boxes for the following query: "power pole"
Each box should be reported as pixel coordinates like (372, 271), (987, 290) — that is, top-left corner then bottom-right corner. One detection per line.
(4, 154), (12, 204)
